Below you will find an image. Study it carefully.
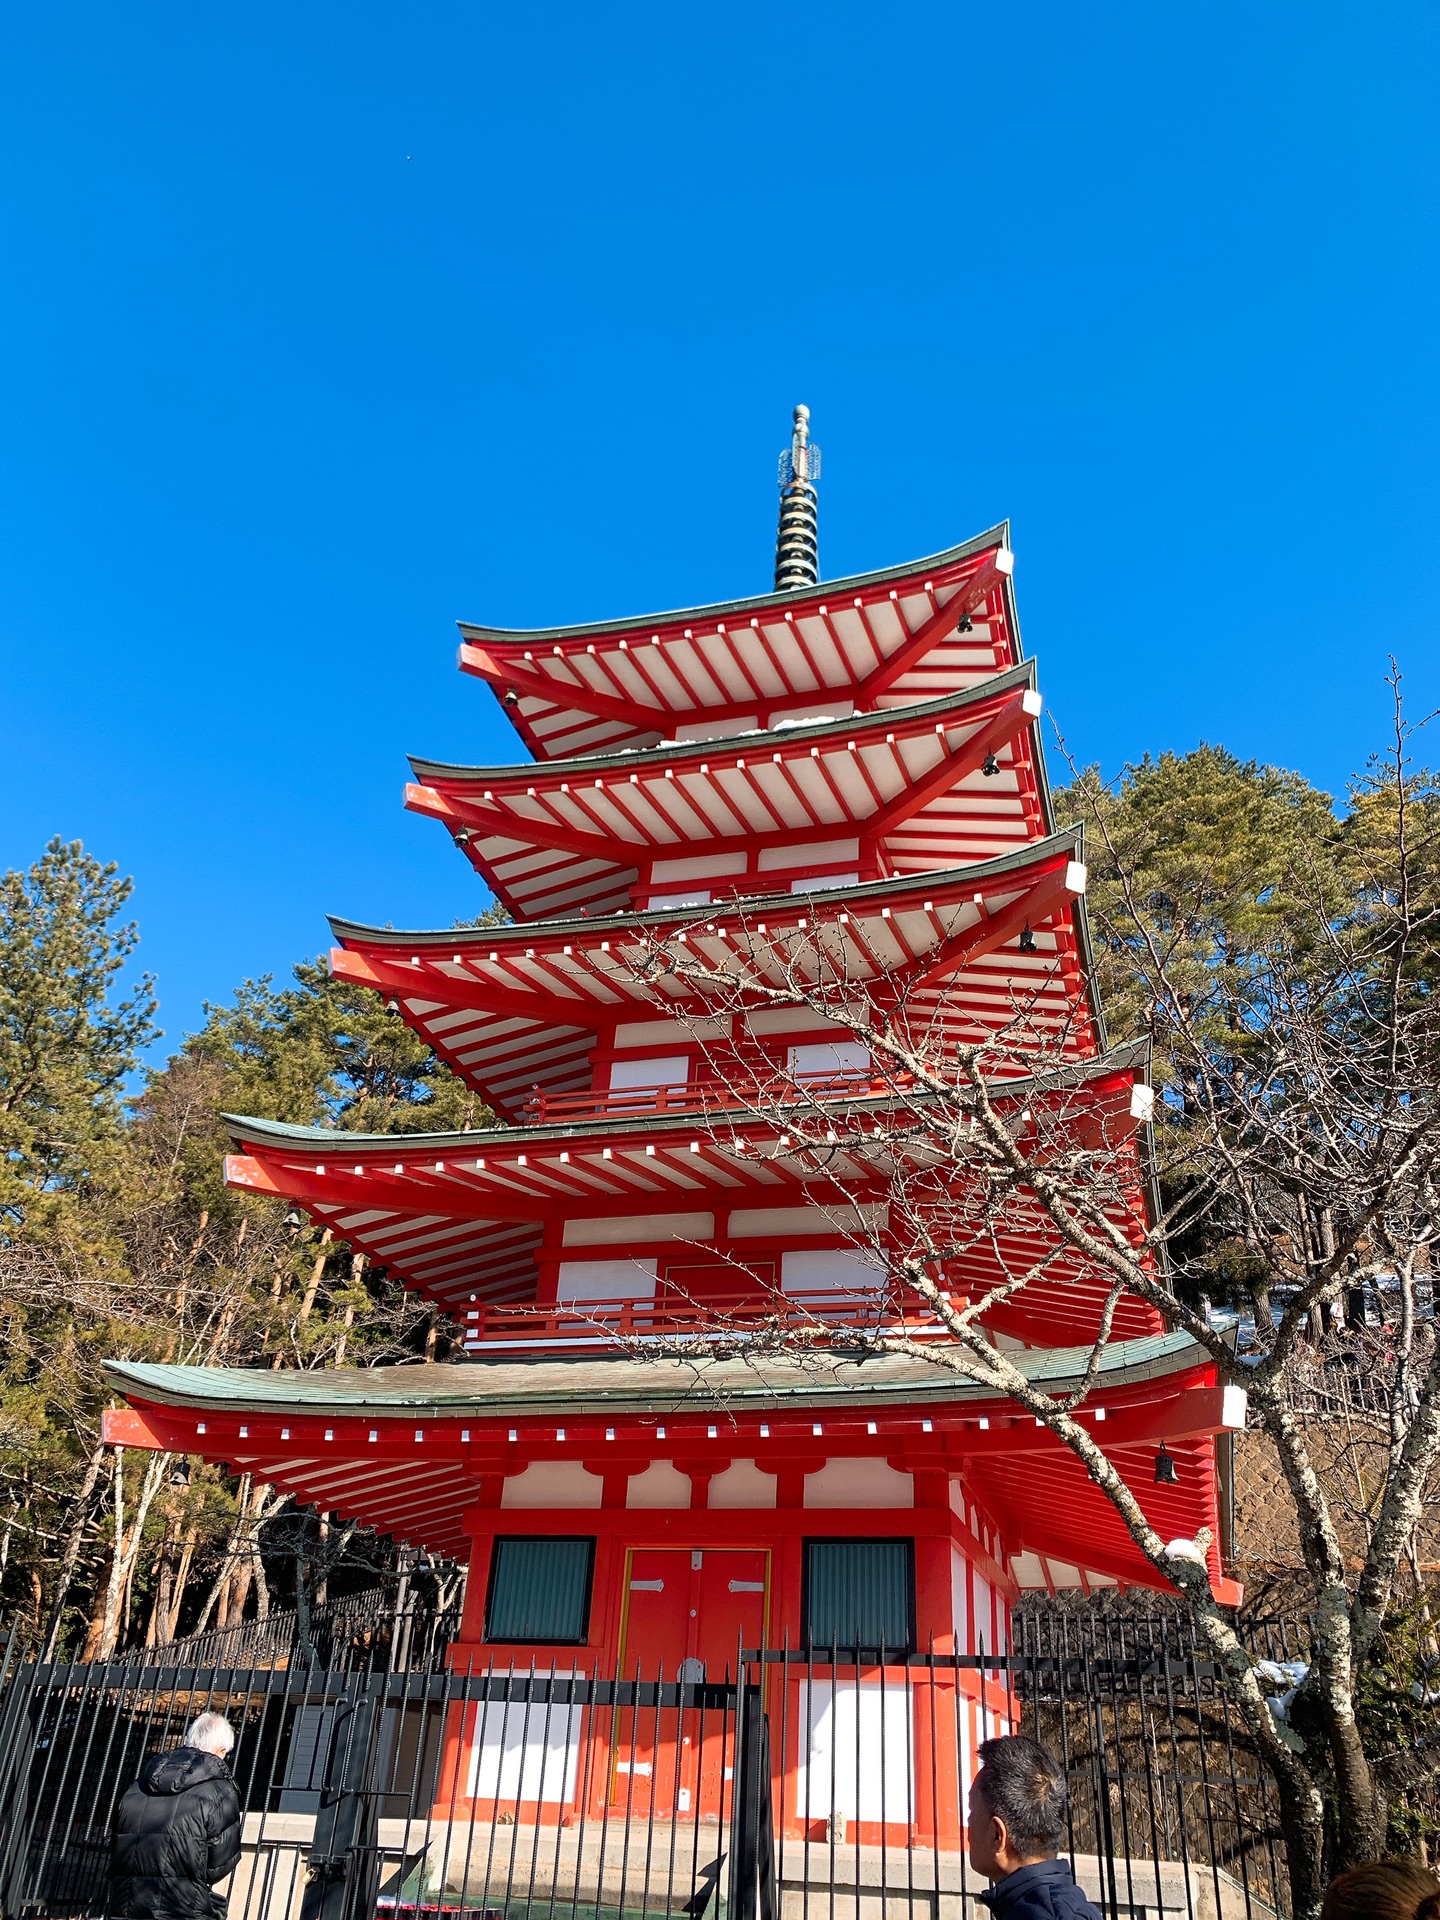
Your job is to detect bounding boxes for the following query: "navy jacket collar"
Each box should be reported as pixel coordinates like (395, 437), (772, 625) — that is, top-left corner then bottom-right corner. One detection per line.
(979, 1858), (1086, 1913)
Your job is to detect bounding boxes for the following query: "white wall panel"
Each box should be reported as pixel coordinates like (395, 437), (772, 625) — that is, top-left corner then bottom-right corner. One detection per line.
(782, 1249), (886, 1296)
(555, 1256), (659, 1299)
(467, 1689), (582, 1804)
(797, 1680), (914, 1822)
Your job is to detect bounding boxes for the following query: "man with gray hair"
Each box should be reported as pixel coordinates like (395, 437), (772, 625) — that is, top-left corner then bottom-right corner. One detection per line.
(110, 1713), (243, 1917)
(968, 1735), (1102, 1918)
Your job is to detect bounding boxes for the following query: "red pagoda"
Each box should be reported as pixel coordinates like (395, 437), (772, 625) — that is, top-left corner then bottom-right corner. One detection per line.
(105, 407), (1241, 1846)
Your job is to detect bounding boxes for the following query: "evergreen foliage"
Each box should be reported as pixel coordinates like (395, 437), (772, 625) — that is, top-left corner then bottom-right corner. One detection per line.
(0, 838), (157, 1229)
(0, 838), (498, 1655)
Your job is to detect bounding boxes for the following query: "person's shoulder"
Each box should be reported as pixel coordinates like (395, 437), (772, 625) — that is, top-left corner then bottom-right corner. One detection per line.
(991, 1861), (1102, 1919)
(1056, 1877), (1104, 1920)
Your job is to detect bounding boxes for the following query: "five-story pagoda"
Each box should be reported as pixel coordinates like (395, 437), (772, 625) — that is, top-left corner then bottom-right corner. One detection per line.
(105, 407), (1241, 1836)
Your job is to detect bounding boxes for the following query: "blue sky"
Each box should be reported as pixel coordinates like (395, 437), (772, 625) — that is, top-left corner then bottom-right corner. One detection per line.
(2, 4), (1437, 1055)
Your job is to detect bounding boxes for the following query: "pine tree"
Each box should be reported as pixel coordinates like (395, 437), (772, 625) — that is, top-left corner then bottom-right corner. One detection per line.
(0, 838), (157, 1231)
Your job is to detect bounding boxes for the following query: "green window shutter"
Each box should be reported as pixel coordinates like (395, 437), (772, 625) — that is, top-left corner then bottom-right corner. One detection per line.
(484, 1537), (596, 1643)
(803, 1540), (915, 1654)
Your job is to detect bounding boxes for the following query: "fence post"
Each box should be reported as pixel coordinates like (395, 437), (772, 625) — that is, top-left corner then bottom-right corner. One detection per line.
(726, 1665), (776, 1920)
(0, 1637), (37, 1919)
(1085, 1645), (1121, 1920)
(300, 1671), (385, 1920)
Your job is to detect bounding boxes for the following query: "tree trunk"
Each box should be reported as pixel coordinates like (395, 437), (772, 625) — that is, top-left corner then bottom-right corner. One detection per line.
(194, 1473), (253, 1635)
(161, 1523), (200, 1643)
(332, 1304), (356, 1368)
(1269, 1756), (1329, 1920)
(147, 1556), (172, 1650)
(80, 1552), (110, 1661)
(198, 1475), (276, 1632)
(166, 1209), (209, 1357)
(298, 1232), (333, 1322)
(314, 1516), (330, 1606)
(42, 1441), (108, 1660)
(296, 1535), (313, 1661)
(97, 1448), (171, 1659)
(261, 1250), (288, 1356)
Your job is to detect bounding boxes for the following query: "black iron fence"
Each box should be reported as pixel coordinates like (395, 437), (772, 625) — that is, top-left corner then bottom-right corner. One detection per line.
(0, 1614), (1290, 1920)
(142, 1591), (463, 1675)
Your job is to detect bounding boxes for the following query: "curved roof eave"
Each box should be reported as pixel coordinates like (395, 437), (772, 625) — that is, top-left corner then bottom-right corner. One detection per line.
(456, 524), (1012, 649)
(408, 661), (1037, 786)
(105, 1326), (1207, 1419)
(326, 827), (1086, 949)
(220, 1036), (1152, 1156)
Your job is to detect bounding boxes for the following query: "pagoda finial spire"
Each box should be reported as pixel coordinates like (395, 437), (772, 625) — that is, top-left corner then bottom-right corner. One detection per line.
(774, 403), (820, 592)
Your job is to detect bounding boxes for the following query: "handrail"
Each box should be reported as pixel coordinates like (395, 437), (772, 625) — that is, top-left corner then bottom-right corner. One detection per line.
(461, 1287), (958, 1348)
(520, 1068), (911, 1124)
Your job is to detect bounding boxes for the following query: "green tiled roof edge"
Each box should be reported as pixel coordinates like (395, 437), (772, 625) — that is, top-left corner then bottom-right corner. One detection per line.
(219, 1036), (1151, 1154)
(409, 662), (1037, 785)
(457, 525), (1012, 648)
(106, 1330), (1206, 1421)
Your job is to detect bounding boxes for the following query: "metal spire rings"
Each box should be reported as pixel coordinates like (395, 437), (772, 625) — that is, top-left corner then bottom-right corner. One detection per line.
(774, 403), (821, 591)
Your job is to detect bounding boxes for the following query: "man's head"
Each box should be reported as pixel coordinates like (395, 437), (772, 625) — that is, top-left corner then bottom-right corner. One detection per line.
(967, 1735), (1067, 1882)
(183, 1713), (235, 1759)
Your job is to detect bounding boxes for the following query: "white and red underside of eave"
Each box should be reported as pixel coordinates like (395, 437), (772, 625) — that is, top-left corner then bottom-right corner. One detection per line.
(219, 1052), (1165, 1348)
(102, 1355), (1240, 1606)
(408, 668), (1047, 924)
(327, 834), (1096, 1122)
(457, 536), (1017, 761)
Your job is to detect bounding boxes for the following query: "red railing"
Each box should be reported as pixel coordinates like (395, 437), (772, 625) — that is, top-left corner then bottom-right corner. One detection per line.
(520, 1069), (912, 1125)
(461, 1288), (957, 1348)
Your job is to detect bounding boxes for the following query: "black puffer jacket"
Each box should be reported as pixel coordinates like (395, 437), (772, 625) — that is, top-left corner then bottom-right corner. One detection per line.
(109, 1745), (243, 1918)
(979, 1859), (1103, 1920)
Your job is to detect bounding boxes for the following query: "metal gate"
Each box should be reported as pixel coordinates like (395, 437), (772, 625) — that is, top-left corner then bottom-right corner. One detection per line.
(0, 1620), (1293, 1920)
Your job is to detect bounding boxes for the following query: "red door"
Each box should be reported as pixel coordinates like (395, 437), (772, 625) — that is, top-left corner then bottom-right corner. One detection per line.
(615, 1549), (768, 1817)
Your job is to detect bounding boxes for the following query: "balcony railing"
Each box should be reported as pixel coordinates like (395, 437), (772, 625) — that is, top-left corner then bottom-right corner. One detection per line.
(461, 1288), (959, 1350)
(520, 1068), (909, 1125)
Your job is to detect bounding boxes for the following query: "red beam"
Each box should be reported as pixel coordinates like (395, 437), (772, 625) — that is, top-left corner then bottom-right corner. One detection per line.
(856, 549), (1014, 704)
(460, 643), (659, 729)
(330, 948), (601, 1027)
(888, 861), (1083, 996)
(225, 1149), (834, 1224)
(934, 1385), (1231, 1457)
(103, 1406), (170, 1450)
(339, 859), (1083, 1033)
(867, 692), (1041, 838)
(116, 1378), (1221, 1465)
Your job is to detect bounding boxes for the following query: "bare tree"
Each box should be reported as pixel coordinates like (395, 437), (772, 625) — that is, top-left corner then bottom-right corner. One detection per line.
(613, 701), (1440, 1918)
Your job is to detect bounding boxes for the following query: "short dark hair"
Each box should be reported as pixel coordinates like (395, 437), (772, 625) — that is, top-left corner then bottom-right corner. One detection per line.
(1320, 1863), (1440, 1920)
(974, 1736), (1067, 1858)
